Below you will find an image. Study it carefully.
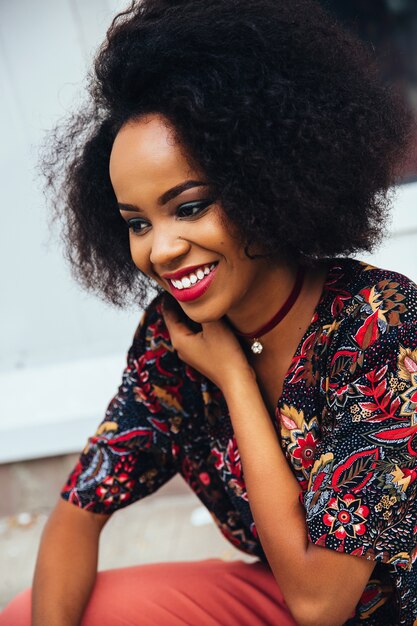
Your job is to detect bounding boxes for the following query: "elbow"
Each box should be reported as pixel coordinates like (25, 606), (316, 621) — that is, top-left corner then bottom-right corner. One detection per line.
(290, 599), (351, 626)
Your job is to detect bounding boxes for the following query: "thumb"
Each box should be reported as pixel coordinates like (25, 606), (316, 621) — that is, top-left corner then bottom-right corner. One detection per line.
(162, 295), (202, 333)
(161, 296), (193, 349)
(161, 294), (181, 321)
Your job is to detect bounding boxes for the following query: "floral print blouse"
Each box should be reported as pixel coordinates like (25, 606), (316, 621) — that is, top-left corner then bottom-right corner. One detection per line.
(62, 258), (417, 626)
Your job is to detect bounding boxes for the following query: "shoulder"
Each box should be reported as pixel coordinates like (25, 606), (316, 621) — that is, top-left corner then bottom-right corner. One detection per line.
(348, 259), (416, 324)
(323, 257), (417, 336)
(324, 258), (417, 323)
(322, 259), (417, 386)
(132, 293), (167, 348)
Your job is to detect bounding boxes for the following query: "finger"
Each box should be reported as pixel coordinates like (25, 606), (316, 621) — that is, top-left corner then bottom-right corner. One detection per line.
(162, 296), (201, 334)
(161, 301), (193, 351)
(200, 318), (230, 339)
(162, 304), (183, 334)
(161, 294), (182, 320)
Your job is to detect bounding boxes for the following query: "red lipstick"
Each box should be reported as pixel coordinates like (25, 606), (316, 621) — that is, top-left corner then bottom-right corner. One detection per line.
(162, 263), (211, 281)
(165, 263), (218, 302)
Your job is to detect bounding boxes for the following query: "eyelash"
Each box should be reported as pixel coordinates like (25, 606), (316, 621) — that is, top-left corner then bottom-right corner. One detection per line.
(127, 200), (213, 235)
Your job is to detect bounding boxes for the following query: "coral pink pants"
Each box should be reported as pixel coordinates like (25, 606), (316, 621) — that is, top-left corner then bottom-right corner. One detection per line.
(1, 558), (297, 626)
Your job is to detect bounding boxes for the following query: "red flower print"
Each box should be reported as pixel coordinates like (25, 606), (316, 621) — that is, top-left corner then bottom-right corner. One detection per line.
(330, 292), (351, 317)
(369, 423), (417, 456)
(331, 448), (379, 493)
(114, 453), (136, 475)
(228, 478), (248, 500)
(323, 494), (369, 540)
(96, 473), (135, 506)
(402, 467), (417, 485)
(226, 437), (242, 479)
(210, 447), (225, 470)
(139, 369), (149, 383)
(171, 441), (180, 460)
(225, 438), (248, 501)
(405, 356), (417, 374)
(354, 310), (380, 350)
(199, 472), (211, 486)
(292, 432), (317, 469)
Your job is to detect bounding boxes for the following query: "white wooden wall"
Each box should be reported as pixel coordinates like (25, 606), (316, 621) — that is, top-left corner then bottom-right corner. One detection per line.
(0, 0), (416, 463)
(0, 0), (140, 462)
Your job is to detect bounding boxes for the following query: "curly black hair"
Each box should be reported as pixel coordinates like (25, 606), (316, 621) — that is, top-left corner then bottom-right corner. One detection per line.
(43, 0), (413, 306)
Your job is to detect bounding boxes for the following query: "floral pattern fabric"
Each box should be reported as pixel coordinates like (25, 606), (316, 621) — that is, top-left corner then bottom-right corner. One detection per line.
(62, 258), (417, 625)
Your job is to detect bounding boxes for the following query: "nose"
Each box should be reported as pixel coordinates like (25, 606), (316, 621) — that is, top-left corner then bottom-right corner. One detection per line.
(149, 223), (191, 270)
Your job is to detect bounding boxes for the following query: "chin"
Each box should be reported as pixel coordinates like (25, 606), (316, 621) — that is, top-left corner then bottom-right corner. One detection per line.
(179, 300), (226, 325)
(183, 310), (223, 325)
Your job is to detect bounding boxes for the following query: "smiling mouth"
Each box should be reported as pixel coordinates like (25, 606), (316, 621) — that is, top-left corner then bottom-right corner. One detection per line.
(166, 262), (219, 303)
(168, 263), (217, 290)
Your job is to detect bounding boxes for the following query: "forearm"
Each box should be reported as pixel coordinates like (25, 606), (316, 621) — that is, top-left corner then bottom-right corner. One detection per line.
(224, 379), (310, 579)
(224, 376), (369, 626)
(32, 499), (108, 626)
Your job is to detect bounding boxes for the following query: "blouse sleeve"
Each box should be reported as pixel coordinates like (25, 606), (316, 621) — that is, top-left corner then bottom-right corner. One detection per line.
(61, 297), (185, 514)
(303, 316), (417, 571)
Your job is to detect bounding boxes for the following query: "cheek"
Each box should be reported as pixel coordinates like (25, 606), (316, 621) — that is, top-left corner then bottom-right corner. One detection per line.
(129, 236), (149, 273)
(129, 236), (166, 288)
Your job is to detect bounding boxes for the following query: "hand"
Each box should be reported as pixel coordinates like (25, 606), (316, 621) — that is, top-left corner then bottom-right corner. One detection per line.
(162, 297), (255, 392)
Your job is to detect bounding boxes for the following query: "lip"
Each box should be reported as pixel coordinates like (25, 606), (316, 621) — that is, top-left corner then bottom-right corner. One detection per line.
(161, 262), (216, 281)
(167, 263), (219, 302)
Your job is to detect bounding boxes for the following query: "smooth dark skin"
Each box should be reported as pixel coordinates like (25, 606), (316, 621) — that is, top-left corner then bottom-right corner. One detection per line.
(32, 500), (109, 625)
(32, 114), (374, 626)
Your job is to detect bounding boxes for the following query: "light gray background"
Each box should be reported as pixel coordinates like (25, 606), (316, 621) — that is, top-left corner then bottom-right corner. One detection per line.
(1, 0), (416, 462)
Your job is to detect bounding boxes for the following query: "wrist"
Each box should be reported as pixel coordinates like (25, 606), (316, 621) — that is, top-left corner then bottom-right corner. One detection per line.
(221, 366), (258, 397)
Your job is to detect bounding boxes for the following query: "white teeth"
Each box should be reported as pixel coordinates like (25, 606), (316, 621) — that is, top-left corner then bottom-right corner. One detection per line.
(170, 263), (217, 290)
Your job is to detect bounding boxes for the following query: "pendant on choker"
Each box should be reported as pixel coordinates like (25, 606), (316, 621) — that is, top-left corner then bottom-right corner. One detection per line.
(250, 339), (263, 355)
(230, 266), (306, 356)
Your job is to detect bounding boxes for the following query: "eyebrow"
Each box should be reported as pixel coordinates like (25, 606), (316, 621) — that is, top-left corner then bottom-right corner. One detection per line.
(118, 180), (209, 213)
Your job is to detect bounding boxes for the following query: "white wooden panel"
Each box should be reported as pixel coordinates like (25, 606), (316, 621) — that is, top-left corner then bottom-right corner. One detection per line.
(0, 353), (127, 463)
(358, 182), (417, 282)
(71, 0), (125, 63)
(0, 0), (85, 138)
(0, 0), (140, 376)
(359, 232), (417, 283)
(0, 1), (416, 462)
(390, 182), (417, 233)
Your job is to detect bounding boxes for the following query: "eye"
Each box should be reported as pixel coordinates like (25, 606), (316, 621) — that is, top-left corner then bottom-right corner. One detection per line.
(176, 200), (213, 219)
(127, 218), (150, 235)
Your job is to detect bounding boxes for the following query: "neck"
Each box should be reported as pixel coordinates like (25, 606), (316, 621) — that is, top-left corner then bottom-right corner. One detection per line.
(226, 263), (299, 338)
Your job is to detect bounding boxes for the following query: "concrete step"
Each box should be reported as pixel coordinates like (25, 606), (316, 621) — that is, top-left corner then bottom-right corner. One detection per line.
(0, 457), (256, 611)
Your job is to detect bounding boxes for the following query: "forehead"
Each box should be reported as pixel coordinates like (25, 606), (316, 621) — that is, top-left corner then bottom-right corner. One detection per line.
(109, 114), (195, 196)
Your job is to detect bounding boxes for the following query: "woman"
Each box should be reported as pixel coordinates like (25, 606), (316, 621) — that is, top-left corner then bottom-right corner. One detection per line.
(2, 0), (416, 624)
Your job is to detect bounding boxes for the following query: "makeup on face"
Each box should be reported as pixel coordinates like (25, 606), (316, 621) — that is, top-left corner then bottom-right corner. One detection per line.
(162, 262), (219, 302)
(109, 114), (287, 329)
(116, 178), (222, 303)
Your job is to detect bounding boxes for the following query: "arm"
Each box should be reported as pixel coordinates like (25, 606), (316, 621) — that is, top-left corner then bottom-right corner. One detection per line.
(32, 498), (110, 626)
(224, 374), (374, 626)
(33, 301), (181, 625)
(162, 307), (374, 626)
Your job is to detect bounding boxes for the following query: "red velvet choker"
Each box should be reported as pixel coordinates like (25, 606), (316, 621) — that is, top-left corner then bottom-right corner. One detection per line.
(233, 266), (306, 354)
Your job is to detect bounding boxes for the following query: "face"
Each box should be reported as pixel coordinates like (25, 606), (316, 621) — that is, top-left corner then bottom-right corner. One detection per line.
(109, 114), (277, 324)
